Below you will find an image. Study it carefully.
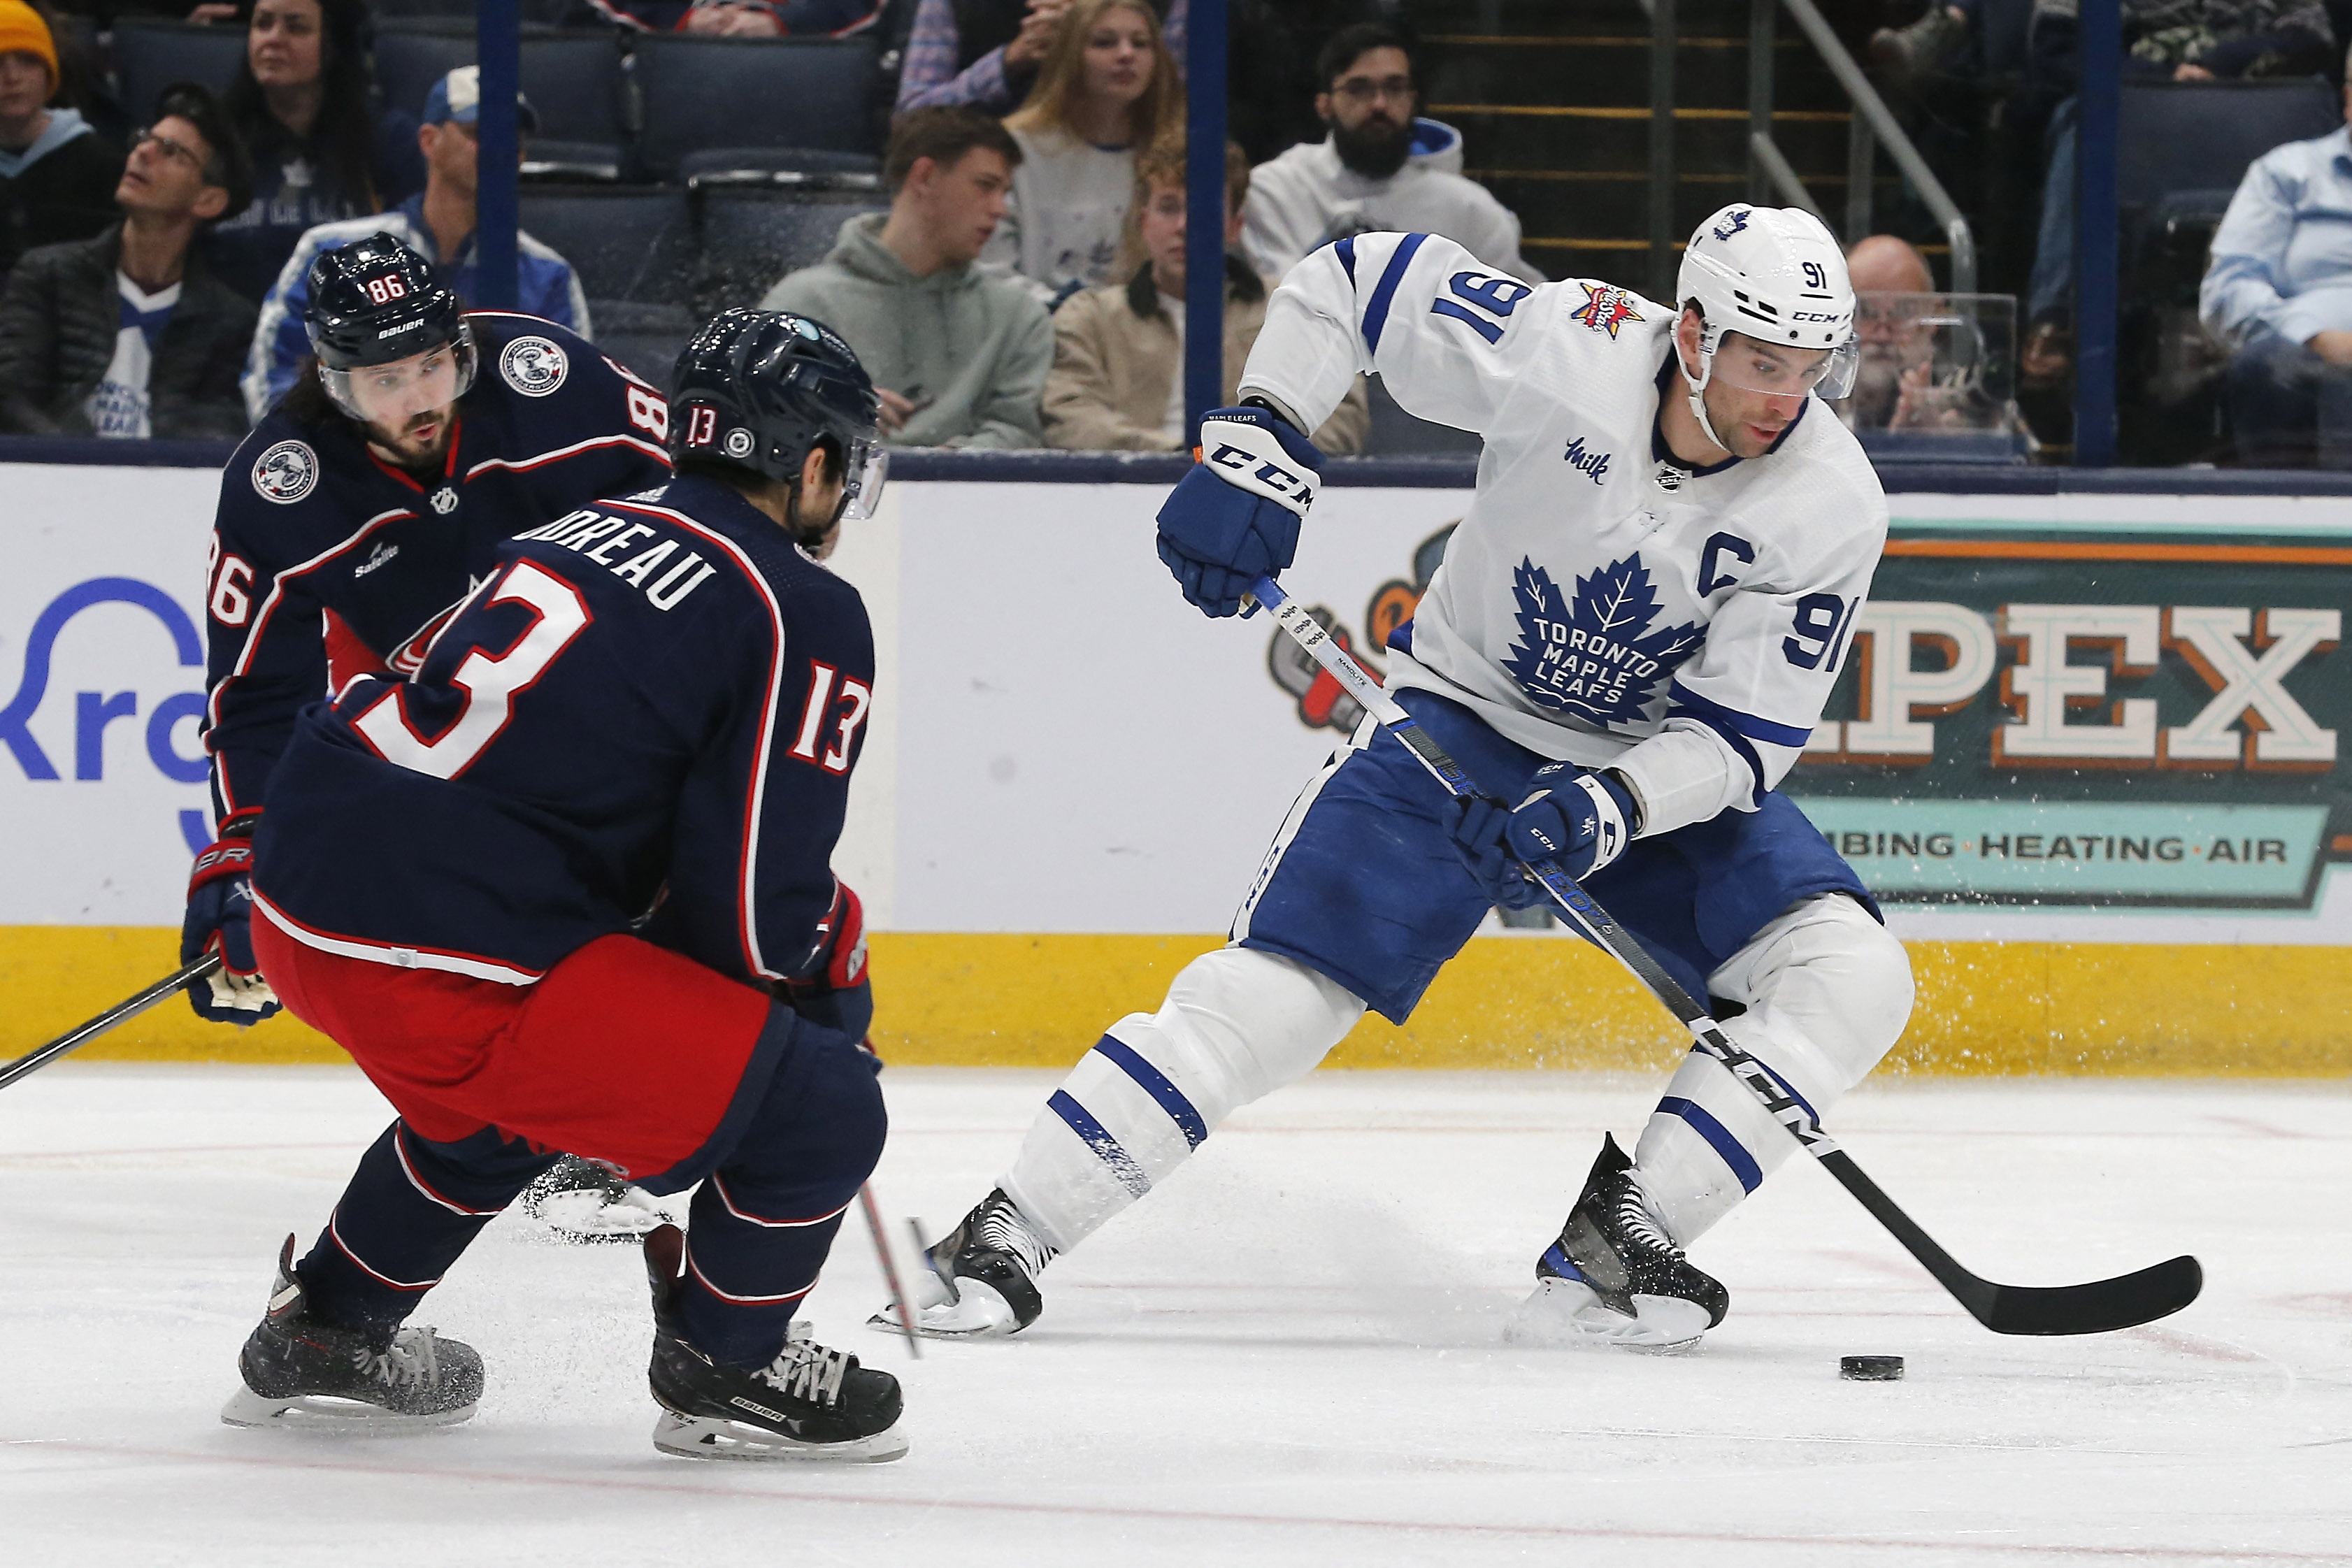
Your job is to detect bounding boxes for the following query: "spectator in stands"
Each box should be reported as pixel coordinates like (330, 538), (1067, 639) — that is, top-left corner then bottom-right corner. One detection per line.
(0, 82), (254, 439)
(573, 0), (884, 36)
(900, 0), (1186, 116)
(204, 0), (424, 305)
(2022, 0), (2334, 384)
(1841, 234), (1937, 432)
(2202, 57), (2352, 464)
(243, 66), (587, 424)
(1045, 136), (1365, 452)
(1243, 21), (1540, 285)
(0, 0), (123, 286)
(984, 0), (1181, 303)
(761, 106), (1052, 447)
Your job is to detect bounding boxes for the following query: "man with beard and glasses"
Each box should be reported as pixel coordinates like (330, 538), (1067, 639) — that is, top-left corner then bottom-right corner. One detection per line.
(1242, 22), (1540, 285)
(187, 236), (675, 1230)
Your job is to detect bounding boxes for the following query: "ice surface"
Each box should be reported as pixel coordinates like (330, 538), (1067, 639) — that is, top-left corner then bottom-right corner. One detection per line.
(4, 1064), (2350, 1566)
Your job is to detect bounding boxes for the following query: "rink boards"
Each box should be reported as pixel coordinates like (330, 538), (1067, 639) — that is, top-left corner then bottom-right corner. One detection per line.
(5, 458), (2351, 1075)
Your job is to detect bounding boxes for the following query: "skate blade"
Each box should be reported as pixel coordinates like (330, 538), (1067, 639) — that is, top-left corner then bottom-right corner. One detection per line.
(866, 1277), (1022, 1340)
(522, 1188), (673, 1245)
(650, 1409), (908, 1463)
(220, 1385), (477, 1432)
(1503, 1276), (1711, 1353)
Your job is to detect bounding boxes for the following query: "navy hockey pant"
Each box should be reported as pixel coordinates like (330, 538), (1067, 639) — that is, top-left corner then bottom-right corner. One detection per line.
(256, 923), (887, 1367)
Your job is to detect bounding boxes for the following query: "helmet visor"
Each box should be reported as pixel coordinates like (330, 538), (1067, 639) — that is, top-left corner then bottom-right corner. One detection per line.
(840, 443), (888, 522)
(1705, 326), (1859, 402)
(321, 331), (478, 426)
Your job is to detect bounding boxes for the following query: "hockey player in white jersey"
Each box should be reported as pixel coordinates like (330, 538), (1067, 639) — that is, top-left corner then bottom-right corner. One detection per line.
(887, 204), (1915, 1351)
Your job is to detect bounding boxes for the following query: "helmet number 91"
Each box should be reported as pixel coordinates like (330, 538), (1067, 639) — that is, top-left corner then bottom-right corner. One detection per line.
(365, 276), (410, 305)
(1800, 261), (1826, 289)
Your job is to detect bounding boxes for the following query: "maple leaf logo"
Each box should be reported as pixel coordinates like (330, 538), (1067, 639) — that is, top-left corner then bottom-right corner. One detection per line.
(1501, 555), (1702, 728)
(1569, 282), (1644, 339)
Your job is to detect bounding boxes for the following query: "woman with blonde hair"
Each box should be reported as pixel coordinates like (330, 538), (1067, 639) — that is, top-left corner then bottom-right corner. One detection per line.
(981, 0), (1180, 303)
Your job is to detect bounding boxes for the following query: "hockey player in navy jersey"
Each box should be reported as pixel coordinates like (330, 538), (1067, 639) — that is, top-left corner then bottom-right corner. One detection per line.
(187, 235), (677, 1237)
(892, 206), (1914, 1353)
(217, 310), (906, 1460)
(183, 235), (673, 1032)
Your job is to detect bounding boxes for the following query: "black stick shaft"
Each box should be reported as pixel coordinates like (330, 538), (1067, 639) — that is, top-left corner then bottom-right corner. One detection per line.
(859, 1186), (921, 1359)
(0, 954), (222, 1092)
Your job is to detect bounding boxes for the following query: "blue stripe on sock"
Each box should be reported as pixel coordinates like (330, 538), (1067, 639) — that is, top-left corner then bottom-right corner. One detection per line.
(1659, 1095), (1763, 1193)
(1091, 1037), (1209, 1149)
(1361, 232), (1428, 354)
(1049, 1090), (1151, 1197)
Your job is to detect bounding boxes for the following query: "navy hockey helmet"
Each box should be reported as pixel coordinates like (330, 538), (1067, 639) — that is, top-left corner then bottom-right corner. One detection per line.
(669, 309), (887, 522)
(303, 233), (478, 421)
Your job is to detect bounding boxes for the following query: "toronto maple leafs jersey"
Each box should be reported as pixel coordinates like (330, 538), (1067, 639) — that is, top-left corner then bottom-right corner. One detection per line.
(202, 312), (674, 822)
(250, 475), (873, 989)
(1240, 231), (1888, 837)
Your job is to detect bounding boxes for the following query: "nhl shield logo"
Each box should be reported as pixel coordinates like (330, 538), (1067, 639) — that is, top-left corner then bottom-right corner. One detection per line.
(429, 485), (459, 515)
(499, 335), (568, 397)
(251, 439), (319, 504)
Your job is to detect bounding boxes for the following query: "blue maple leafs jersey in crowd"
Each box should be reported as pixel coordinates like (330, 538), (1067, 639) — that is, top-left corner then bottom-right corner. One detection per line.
(1240, 231), (1889, 840)
(202, 312), (674, 821)
(248, 475), (874, 990)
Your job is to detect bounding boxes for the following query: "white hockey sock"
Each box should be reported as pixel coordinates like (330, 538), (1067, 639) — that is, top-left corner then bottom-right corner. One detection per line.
(1001, 946), (1365, 1255)
(1631, 894), (1914, 1247)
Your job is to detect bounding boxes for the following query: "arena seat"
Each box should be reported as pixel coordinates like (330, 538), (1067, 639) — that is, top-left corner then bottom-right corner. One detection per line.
(634, 36), (882, 182)
(110, 19), (248, 125)
(517, 185), (694, 305)
(374, 24), (629, 177)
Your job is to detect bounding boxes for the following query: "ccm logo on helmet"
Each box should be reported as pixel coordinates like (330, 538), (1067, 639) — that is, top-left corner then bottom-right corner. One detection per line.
(1792, 311), (1845, 322)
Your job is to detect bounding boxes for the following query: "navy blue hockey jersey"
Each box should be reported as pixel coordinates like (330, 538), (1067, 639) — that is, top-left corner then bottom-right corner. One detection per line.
(203, 312), (674, 819)
(248, 475), (875, 992)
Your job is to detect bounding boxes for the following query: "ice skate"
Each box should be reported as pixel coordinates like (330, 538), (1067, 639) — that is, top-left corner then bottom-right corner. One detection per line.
(220, 1235), (483, 1430)
(871, 1188), (1053, 1340)
(519, 1153), (672, 1243)
(1505, 1135), (1730, 1353)
(643, 1225), (906, 1462)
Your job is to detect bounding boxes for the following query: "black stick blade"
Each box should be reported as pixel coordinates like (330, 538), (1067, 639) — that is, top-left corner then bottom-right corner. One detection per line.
(1977, 1253), (2204, 1337)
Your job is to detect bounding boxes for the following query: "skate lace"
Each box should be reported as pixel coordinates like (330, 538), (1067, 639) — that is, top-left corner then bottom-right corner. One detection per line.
(976, 1197), (1056, 1279)
(756, 1338), (849, 1408)
(352, 1326), (441, 1389)
(1610, 1181), (1684, 1261)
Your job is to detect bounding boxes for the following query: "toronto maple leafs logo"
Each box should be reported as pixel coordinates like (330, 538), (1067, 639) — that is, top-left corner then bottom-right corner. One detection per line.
(1569, 282), (1644, 339)
(1712, 207), (1752, 242)
(1502, 555), (1701, 727)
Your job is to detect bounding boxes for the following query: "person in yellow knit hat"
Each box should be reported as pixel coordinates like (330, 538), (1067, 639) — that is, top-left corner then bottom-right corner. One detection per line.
(0, 0), (126, 283)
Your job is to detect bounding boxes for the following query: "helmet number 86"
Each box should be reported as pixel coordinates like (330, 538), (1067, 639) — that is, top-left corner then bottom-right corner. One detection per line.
(365, 276), (409, 305)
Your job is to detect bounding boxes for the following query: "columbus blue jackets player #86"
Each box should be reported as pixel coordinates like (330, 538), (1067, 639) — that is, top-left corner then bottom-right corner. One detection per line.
(182, 235), (671, 1030)
(892, 205), (1915, 1353)
(220, 310), (906, 1462)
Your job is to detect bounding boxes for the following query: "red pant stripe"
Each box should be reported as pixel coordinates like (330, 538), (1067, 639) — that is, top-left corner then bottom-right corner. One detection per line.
(684, 1239), (817, 1306)
(392, 1125), (505, 1217)
(327, 1211), (442, 1290)
(707, 1172), (854, 1230)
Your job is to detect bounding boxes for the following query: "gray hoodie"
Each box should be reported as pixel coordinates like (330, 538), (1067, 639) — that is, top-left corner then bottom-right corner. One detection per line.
(761, 212), (1054, 449)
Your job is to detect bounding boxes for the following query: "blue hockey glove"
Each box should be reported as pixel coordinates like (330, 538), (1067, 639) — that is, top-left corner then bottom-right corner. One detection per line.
(1448, 766), (1637, 909)
(180, 809), (282, 1026)
(1154, 405), (1324, 618)
(783, 881), (873, 1046)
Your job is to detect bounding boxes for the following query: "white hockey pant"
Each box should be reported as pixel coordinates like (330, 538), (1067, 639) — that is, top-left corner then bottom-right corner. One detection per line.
(998, 893), (1910, 1258)
(1000, 945), (1366, 1253)
(1633, 892), (1916, 1246)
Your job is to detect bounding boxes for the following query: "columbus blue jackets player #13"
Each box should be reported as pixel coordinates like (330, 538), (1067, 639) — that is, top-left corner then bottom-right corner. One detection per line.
(891, 206), (1913, 1355)
(182, 236), (671, 1029)
(219, 310), (907, 1462)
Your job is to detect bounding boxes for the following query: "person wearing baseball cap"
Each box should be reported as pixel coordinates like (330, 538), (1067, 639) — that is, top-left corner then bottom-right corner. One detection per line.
(243, 64), (584, 422)
(0, 0), (127, 282)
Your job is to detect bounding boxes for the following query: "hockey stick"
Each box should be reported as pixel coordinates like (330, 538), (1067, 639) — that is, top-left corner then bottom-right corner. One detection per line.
(859, 1186), (921, 1359)
(1247, 576), (2202, 1337)
(0, 954), (223, 1093)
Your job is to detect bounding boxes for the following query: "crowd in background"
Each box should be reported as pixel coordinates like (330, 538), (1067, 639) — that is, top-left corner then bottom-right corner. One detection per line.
(7, 0), (2352, 464)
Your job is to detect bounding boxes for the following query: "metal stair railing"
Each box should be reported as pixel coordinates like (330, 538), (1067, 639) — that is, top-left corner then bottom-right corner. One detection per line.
(1739, 0), (1977, 293)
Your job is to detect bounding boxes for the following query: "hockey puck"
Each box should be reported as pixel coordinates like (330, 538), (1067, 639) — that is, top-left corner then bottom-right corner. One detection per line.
(1840, 1355), (1905, 1381)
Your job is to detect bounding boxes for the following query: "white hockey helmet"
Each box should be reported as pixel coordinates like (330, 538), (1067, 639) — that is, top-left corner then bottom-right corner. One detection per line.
(1675, 204), (1858, 409)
